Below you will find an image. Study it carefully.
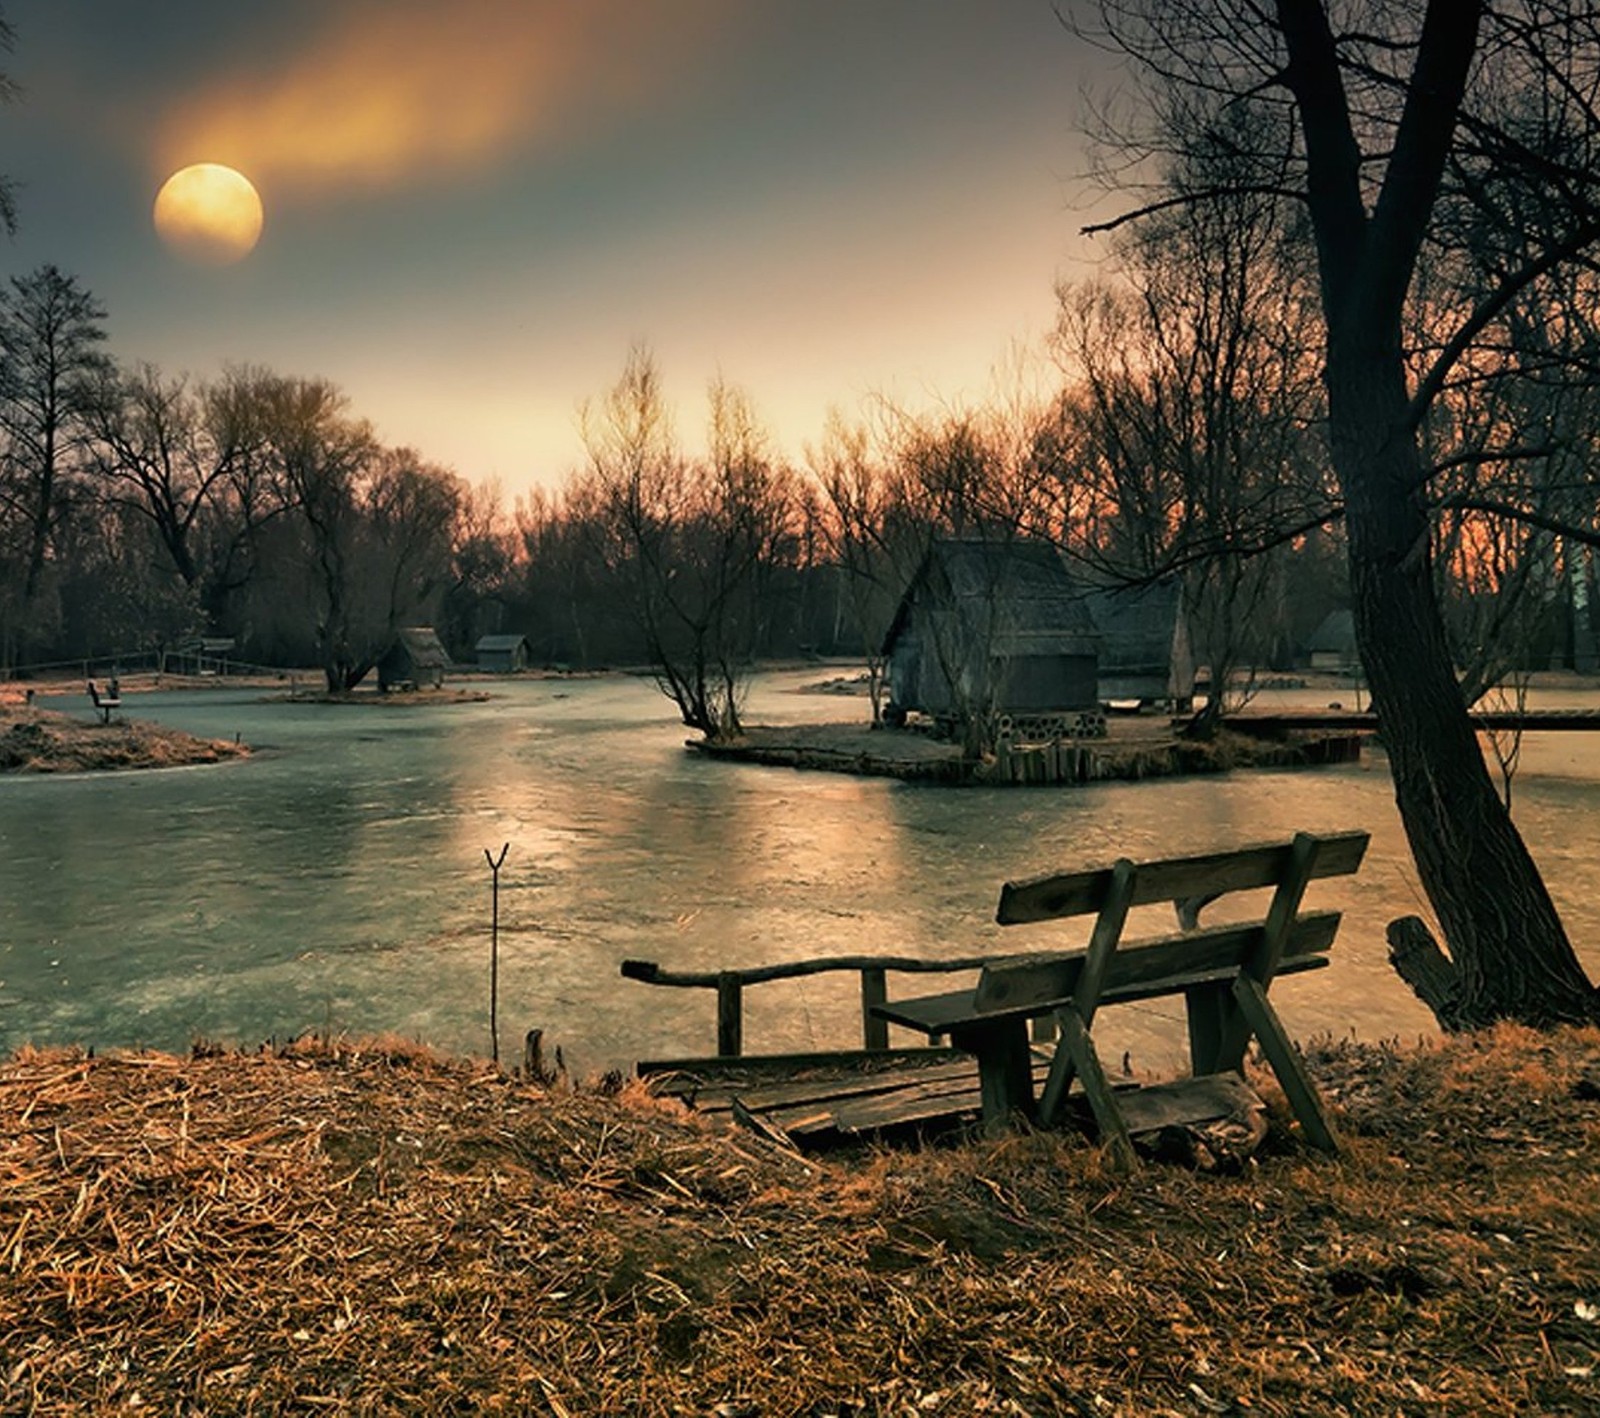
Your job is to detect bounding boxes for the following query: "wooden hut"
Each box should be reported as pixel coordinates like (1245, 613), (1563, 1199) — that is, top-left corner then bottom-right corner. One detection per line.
(377, 627), (450, 692)
(882, 539), (1099, 726)
(1307, 609), (1359, 673)
(1081, 579), (1197, 705)
(475, 633), (532, 673)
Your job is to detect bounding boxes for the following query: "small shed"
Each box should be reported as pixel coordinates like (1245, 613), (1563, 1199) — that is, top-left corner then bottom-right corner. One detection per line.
(173, 636), (237, 676)
(377, 627), (450, 692)
(883, 539), (1100, 722)
(475, 633), (532, 673)
(1307, 609), (1359, 673)
(1081, 579), (1196, 704)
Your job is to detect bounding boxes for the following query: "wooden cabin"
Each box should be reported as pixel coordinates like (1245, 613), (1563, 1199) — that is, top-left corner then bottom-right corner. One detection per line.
(475, 633), (532, 673)
(377, 627), (450, 692)
(1082, 579), (1196, 705)
(882, 539), (1100, 726)
(1307, 609), (1359, 673)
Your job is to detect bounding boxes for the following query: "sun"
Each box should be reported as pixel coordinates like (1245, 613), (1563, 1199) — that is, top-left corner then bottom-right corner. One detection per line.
(153, 163), (264, 266)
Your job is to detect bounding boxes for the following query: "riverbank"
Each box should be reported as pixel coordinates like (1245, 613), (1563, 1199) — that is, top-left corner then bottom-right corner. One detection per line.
(3, 1025), (1596, 1414)
(0, 705), (250, 774)
(694, 719), (1366, 785)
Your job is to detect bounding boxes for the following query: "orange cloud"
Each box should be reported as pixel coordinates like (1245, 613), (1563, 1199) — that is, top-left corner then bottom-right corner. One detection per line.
(155, 0), (734, 196)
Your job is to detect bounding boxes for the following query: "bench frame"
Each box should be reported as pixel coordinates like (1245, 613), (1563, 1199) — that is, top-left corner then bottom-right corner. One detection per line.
(872, 829), (1369, 1164)
(87, 680), (122, 724)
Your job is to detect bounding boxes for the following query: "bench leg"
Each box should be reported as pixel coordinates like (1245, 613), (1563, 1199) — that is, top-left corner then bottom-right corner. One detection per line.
(1042, 1006), (1137, 1172)
(1184, 982), (1232, 1074)
(953, 1020), (1035, 1133)
(1231, 974), (1337, 1153)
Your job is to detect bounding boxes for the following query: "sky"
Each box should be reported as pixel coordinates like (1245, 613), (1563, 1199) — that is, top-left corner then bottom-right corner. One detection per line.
(0, 0), (1110, 497)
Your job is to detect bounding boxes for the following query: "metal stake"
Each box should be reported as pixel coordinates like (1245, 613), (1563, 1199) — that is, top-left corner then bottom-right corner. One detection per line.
(484, 843), (510, 1065)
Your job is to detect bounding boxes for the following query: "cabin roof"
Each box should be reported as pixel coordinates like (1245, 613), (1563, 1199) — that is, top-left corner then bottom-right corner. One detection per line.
(386, 627), (450, 669)
(1308, 609), (1357, 654)
(475, 633), (531, 652)
(882, 538), (1099, 656)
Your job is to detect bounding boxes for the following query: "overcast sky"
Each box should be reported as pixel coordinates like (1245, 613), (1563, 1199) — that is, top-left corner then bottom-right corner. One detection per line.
(0, 0), (1109, 495)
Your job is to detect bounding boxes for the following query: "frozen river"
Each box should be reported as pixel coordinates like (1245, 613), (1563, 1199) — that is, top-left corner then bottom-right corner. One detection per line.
(3, 670), (1599, 1073)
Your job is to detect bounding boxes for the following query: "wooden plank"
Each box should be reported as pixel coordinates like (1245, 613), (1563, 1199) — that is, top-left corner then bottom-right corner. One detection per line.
(969, 911), (1341, 1015)
(1115, 1071), (1262, 1135)
(995, 830), (1369, 925)
(827, 1055), (1060, 1134)
(1231, 973), (1338, 1153)
(637, 1045), (956, 1079)
(697, 1055), (976, 1113)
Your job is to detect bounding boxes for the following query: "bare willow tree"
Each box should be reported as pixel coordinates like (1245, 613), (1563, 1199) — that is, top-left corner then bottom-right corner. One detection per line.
(1052, 172), (1333, 721)
(1085, 0), (1600, 1025)
(579, 347), (795, 740)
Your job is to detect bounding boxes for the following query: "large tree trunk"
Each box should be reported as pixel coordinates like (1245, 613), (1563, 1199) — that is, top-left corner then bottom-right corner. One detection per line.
(1277, 0), (1599, 1028)
(1330, 347), (1599, 1027)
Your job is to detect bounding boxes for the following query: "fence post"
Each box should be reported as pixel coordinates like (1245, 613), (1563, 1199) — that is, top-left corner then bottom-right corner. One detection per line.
(860, 967), (889, 1049)
(715, 972), (743, 1057)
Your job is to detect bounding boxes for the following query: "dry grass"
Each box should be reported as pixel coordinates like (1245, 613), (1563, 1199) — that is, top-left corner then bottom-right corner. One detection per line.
(0, 707), (249, 774)
(1, 1026), (1597, 1415)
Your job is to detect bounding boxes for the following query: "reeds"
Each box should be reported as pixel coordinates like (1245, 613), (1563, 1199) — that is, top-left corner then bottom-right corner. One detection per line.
(2, 1026), (1597, 1415)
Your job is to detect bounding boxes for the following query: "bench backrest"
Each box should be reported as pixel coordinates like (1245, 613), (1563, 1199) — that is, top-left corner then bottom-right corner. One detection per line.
(995, 829), (1370, 925)
(977, 829), (1369, 1017)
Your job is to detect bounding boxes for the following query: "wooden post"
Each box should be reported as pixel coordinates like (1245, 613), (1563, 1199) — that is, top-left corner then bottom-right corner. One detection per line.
(1184, 983), (1230, 1075)
(716, 972), (743, 1057)
(483, 843), (509, 1066)
(955, 1020), (1036, 1133)
(860, 966), (889, 1049)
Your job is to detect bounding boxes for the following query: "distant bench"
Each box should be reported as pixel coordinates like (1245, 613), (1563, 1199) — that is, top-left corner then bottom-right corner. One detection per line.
(872, 829), (1369, 1165)
(87, 680), (122, 724)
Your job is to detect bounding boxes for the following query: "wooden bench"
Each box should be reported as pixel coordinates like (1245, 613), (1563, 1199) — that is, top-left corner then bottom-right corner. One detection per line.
(87, 680), (122, 723)
(872, 829), (1370, 1165)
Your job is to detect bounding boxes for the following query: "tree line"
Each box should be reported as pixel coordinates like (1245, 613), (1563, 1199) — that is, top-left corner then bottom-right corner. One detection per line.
(1, 242), (1578, 718)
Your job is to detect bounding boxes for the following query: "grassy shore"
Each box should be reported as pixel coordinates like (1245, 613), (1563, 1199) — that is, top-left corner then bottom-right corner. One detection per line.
(0, 704), (250, 774)
(2, 1025), (1596, 1414)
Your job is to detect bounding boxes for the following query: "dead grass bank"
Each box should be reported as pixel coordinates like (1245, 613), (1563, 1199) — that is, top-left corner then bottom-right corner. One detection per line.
(0, 707), (249, 774)
(0, 1026), (1596, 1415)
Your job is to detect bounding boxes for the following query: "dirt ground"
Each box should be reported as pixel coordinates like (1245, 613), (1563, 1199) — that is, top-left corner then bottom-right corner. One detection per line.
(2, 1024), (1596, 1415)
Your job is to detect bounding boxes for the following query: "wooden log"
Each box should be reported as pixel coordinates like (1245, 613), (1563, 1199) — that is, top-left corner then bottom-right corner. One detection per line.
(1386, 914), (1467, 1031)
(716, 972), (743, 1057)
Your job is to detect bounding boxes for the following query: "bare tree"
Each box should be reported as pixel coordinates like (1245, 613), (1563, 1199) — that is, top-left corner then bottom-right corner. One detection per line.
(578, 347), (796, 739)
(1085, 0), (1600, 1025)
(1051, 123), (1337, 725)
(257, 375), (380, 690)
(0, 266), (111, 667)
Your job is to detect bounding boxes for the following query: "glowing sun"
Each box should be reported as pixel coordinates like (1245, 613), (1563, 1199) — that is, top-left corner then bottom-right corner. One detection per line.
(153, 163), (264, 265)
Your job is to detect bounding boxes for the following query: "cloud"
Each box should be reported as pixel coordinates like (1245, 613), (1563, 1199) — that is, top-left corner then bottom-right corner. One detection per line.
(155, 0), (734, 197)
